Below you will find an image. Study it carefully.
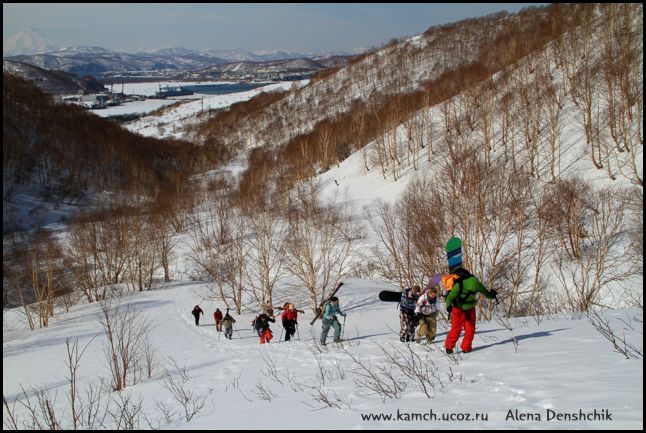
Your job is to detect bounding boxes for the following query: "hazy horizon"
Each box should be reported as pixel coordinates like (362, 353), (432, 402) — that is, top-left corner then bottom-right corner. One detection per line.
(4, 3), (546, 54)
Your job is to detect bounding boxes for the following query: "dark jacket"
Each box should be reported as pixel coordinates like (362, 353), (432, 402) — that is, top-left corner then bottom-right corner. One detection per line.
(222, 313), (236, 329)
(253, 313), (275, 331)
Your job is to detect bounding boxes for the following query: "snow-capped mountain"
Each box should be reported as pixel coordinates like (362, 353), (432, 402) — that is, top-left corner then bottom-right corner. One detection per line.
(203, 48), (266, 62)
(254, 49), (318, 61)
(147, 46), (214, 58)
(3, 29), (363, 79)
(52, 45), (116, 55)
(4, 48), (228, 78)
(2, 27), (63, 57)
(198, 57), (327, 75)
(3, 46), (337, 79)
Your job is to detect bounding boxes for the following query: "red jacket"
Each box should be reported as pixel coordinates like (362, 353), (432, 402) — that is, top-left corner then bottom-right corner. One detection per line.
(214, 310), (223, 321)
(281, 307), (298, 322)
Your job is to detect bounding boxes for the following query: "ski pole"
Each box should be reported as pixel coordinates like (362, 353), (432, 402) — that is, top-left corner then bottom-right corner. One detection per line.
(341, 314), (347, 341)
(296, 323), (300, 341)
(279, 326), (284, 342)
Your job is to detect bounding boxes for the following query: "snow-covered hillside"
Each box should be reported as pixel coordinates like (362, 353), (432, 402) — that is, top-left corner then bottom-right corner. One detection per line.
(2, 279), (642, 429)
(188, 12), (516, 152)
(1, 81), (296, 233)
(119, 81), (298, 140)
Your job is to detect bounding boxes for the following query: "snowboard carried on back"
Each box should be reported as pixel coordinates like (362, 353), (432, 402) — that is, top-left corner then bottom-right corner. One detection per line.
(446, 236), (463, 272)
(379, 290), (403, 302)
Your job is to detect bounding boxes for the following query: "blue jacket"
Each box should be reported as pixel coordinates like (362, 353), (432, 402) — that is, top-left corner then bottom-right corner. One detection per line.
(400, 288), (419, 313)
(323, 302), (344, 321)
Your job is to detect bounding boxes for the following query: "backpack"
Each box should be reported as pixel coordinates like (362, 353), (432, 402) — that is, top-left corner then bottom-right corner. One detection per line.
(319, 301), (330, 318)
(282, 306), (297, 321)
(443, 269), (473, 305)
(253, 314), (269, 331)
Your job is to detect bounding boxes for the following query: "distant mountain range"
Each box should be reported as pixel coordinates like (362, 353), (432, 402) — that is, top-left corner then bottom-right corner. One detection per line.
(3, 28), (365, 79)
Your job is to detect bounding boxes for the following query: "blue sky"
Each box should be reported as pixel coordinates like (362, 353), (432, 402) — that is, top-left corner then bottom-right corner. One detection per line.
(3, 3), (546, 53)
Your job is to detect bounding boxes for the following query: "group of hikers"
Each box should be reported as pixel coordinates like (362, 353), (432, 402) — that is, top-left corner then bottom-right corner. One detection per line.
(189, 237), (498, 353)
(248, 297), (346, 345)
(191, 305), (237, 340)
(398, 239), (498, 354)
(249, 302), (303, 344)
(190, 301), (307, 345)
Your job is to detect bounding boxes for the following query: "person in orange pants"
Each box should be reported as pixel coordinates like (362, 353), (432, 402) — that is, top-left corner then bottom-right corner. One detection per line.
(253, 310), (276, 345)
(260, 328), (273, 344)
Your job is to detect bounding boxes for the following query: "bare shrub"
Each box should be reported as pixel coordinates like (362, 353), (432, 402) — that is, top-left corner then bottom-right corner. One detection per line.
(546, 181), (639, 311)
(342, 347), (406, 402)
(303, 371), (352, 411)
(107, 391), (145, 430)
(377, 343), (445, 398)
(587, 310), (643, 359)
(159, 364), (207, 422)
(187, 196), (247, 314)
(252, 380), (276, 402)
(367, 176), (447, 290)
(98, 300), (154, 391)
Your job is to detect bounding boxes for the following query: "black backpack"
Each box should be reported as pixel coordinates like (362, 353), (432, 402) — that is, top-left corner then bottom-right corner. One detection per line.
(452, 268), (474, 305)
(253, 314), (266, 331)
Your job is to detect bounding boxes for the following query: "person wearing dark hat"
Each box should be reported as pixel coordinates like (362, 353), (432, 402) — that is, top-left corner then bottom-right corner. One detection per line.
(222, 308), (236, 340)
(214, 308), (224, 331)
(443, 237), (497, 354)
(320, 296), (345, 345)
(253, 309), (276, 344)
(192, 305), (204, 326)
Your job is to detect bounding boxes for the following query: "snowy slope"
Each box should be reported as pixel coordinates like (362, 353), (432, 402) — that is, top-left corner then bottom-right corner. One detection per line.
(2, 279), (643, 429)
(120, 81), (297, 139)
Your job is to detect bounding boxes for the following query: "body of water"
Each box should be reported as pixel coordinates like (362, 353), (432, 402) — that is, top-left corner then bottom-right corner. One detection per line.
(183, 82), (270, 95)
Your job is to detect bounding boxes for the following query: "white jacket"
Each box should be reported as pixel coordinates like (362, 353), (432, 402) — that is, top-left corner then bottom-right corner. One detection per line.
(415, 291), (438, 316)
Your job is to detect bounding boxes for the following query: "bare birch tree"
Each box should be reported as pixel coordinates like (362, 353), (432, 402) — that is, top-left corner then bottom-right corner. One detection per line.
(244, 208), (287, 311)
(284, 181), (362, 310)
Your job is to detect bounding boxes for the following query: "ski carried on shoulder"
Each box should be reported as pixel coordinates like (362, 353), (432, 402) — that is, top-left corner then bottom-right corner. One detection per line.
(310, 282), (344, 326)
(272, 305), (306, 314)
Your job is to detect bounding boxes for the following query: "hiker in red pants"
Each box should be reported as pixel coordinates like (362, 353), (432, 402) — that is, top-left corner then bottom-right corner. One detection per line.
(443, 237), (497, 354)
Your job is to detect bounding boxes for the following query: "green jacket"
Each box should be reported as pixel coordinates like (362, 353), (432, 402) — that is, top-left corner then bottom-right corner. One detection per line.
(445, 269), (495, 311)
